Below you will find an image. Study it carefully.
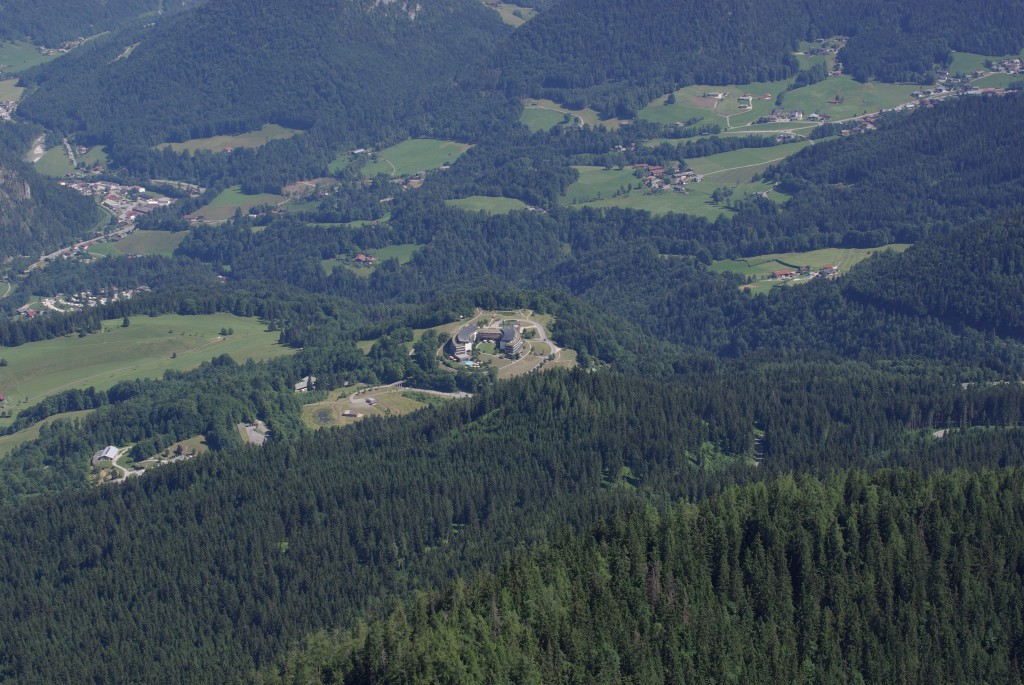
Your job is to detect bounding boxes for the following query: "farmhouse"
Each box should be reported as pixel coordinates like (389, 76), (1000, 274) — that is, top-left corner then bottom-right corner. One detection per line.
(91, 445), (120, 467)
(294, 375), (317, 392)
(450, 324), (523, 360)
(773, 269), (796, 279)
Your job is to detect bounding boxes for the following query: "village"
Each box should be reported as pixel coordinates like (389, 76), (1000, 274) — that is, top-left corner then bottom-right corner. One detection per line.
(59, 180), (177, 225)
(632, 162), (703, 191)
(16, 285), (150, 319)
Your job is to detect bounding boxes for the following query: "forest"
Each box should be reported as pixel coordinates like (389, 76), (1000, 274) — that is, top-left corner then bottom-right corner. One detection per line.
(3, 1), (1024, 682)
(4, 368), (1024, 683)
(260, 467), (1024, 684)
(0, 0), (200, 44)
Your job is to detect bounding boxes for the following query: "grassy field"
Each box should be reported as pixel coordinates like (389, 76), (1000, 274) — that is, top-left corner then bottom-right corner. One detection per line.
(641, 76), (918, 131)
(779, 76), (918, 120)
(325, 243), (422, 276)
(0, 314), (291, 425)
(302, 387), (453, 428)
(88, 230), (186, 258)
(445, 196), (529, 214)
(156, 124), (302, 153)
(78, 146), (108, 168)
(562, 141), (808, 218)
(489, 2), (536, 26)
(194, 186), (284, 221)
(34, 147), (75, 177)
(972, 73), (1024, 89)
(521, 98), (622, 130)
(710, 244), (911, 279)
(0, 79), (25, 102)
(948, 51), (1022, 75)
(0, 409), (95, 459)
(328, 153), (351, 173)
(686, 140), (813, 176)
(0, 41), (58, 72)
(361, 139), (472, 177)
(639, 81), (792, 128)
(520, 107), (566, 132)
(794, 42), (834, 71)
(562, 166), (641, 204)
(711, 244), (911, 295)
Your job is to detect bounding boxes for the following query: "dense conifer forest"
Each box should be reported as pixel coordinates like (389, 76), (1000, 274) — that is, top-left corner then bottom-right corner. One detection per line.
(260, 467), (1024, 684)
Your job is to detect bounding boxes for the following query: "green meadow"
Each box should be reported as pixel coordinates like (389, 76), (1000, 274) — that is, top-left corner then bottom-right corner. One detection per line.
(0, 79), (25, 102)
(0, 41), (58, 72)
(948, 51), (1022, 75)
(562, 165), (783, 220)
(779, 77), (918, 120)
(34, 147), (75, 177)
(194, 185), (284, 221)
(640, 81), (791, 128)
(78, 146), (109, 168)
(323, 243), (422, 276)
(562, 138), (809, 218)
(0, 410), (95, 459)
(0, 314), (292, 426)
(686, 140), (813, 177)
(157, 124), (302, 153)
(361, 139), (472, 177)
(520, 107), (566, 132)
(446, 196), (529, 214)
(710, 244), (912, 294)
(88, 230), (186, 258)
(521, 98), (622, 130)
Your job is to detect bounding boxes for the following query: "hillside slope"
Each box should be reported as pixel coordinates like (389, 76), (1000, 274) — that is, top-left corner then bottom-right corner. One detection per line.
(16, 0), (506, 146)
(0, 125), (100, 259)
(262, 467), (1024, 684)
(0, 0), (201, 44)
(488, 0), (1024, 114)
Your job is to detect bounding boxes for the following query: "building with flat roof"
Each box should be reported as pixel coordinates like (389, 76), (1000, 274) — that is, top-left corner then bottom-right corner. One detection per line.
(450, 323), (522, 360)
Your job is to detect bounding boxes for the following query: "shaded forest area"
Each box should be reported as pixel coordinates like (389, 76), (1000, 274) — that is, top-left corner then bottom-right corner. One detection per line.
(261, 467), (1024, 684)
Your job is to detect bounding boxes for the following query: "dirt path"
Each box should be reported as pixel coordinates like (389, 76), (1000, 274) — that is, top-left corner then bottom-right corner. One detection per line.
(0, 282), (11, 299)
(698, 157), (792, 177)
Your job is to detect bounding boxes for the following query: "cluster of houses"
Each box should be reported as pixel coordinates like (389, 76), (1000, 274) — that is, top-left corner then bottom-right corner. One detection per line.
(756, 108), (827, 124)
(59, 181), (176, 225)
(17, 286), (150, 318)
(771, 264), (840, 280)
(633, 163), (702, 190)
(38, 38), (85, 57)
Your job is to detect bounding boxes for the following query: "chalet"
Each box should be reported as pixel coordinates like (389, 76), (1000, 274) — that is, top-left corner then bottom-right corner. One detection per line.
(354, 253), (376, 264)
(820, 265), (840, 277)
(341, 410), (362, 418)
(294, 375), (317, 392)
(773, 269), (795, 279)
(366, 398), (378, 406)
(91, 445), (120, 467)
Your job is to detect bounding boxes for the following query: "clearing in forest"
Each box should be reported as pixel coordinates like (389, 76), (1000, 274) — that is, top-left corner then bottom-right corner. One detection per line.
(0, 41), (58, 72)
(192, 185), (285, 222)
(520, 98), (622, 131)
(445, 196), (529, 214)
(0, 314), (291, 427)
(709, 244), (912, 294)
(156, 124), (302, 153)
(88, 230), (186, 258)
(361, 139), (472, 178)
